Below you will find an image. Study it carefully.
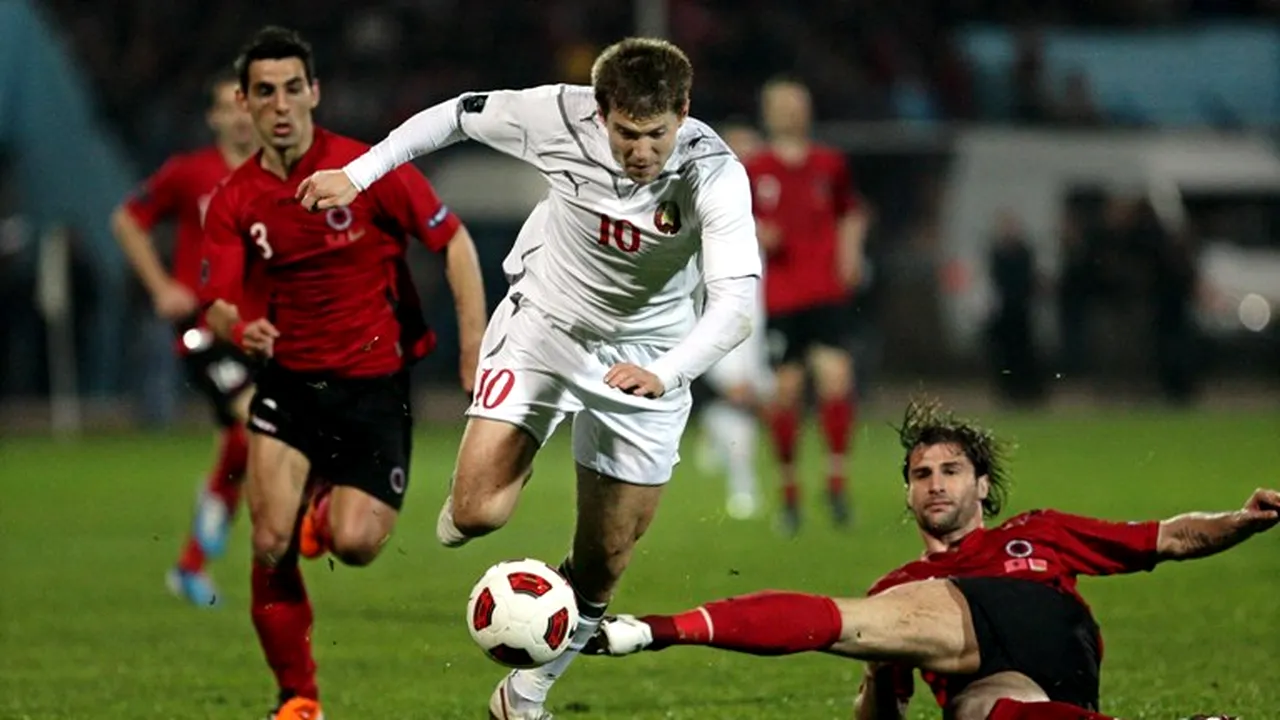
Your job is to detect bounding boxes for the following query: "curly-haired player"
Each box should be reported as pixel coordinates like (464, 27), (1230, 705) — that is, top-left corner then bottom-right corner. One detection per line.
(587, 397), (1279, 720)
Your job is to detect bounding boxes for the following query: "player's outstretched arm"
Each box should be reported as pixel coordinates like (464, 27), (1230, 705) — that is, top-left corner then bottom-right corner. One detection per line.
(112, 205), (197, 320)
(1156, 487), (1280, 561)
(298, 89), (542, 211)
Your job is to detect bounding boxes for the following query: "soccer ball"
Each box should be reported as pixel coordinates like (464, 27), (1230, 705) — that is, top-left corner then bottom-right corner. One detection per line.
(466, 558), (579, 668)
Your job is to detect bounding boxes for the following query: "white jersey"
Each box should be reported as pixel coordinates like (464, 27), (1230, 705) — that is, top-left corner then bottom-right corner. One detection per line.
(457, 85), (761, 346)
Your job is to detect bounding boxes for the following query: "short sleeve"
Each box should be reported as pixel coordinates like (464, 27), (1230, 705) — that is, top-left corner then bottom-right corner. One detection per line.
(829, 152), (862, 217)
(369, 164), (461, 252)
(123, 157), (185, 230)
(1040, 509), (1161, 576)
(198, 186), (246, 307)
(694, 160), (762, 282)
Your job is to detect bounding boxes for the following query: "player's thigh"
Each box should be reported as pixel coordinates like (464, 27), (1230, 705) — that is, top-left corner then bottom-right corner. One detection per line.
(805, 303), (854, 397)
(327, 485), (399, 563)
(947, 672), (1050, 720)
(316, 373), (415, 515)
(949, 576), (1103, 710)
(245, 432), (311, 559)
(829, 579), (980, 675)
(571, 390), (692, 488)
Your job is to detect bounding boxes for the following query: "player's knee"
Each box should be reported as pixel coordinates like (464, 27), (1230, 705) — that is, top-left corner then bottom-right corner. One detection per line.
(449, 470), (520, 538)
(251, 525), (293, 566)
(329, 524), (387, 567)
(450, 495), (510, 538)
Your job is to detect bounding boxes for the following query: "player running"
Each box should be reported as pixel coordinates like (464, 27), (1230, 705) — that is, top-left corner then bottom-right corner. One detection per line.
(748, 78), (870, 534)
(199, 26), (487, 720)
(698, 121), (770, 520)
(111, 69), (258, 607)
(587, 398), (1280, 720)
(298, 37), (761, 720)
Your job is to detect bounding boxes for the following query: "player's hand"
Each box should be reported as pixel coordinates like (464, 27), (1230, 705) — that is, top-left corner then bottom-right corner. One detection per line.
(296, 169), (359, 212)
(152, 280), (198, 321)
(756, 221), (783, 253)
(458, 343), (479, 395)
(604, 363), (665, 399)
(1241, 487), (1280, 532)
(238, 318), (281, 358)
(839, 254), (864, 290)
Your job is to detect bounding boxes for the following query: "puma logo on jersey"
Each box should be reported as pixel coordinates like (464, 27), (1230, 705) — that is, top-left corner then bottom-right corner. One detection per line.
(653, 201), (682, 235)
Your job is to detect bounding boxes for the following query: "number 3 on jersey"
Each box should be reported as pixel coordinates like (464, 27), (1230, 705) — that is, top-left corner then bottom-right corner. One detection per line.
(250, 222), (273, 259)
(473, 368), (515, 409)
(598, 214), (641, 253)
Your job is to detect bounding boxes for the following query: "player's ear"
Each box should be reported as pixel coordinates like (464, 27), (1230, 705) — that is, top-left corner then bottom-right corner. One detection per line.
(235, 87), (249, 112)
(678, 98), (690, 121)
(976, 474), (990, 501)
(309, 80), (321, 109)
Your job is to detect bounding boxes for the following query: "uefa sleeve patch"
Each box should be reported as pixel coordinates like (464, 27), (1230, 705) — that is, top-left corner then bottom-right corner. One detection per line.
(427, 205), (450, 229)
(460, 94), (489, 114)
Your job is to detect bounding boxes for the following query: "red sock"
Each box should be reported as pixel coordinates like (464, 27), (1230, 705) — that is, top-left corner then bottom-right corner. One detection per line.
(643, 591), (842, 655)
(988, 698), (1117, 720)
(819, 397), (854, 495)
(769, 408), (800, 507)
(177, 538), (205, 574)
(768, 408), (799, 464)
(251, 561), (318, 701)
(207, 425), (249, 511)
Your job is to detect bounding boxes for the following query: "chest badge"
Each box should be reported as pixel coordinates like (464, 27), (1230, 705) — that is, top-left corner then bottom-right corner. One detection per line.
(653, 201), (681, 235)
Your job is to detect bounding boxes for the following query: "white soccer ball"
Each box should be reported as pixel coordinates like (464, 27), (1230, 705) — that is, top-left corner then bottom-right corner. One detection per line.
(466, 558), (579, 668)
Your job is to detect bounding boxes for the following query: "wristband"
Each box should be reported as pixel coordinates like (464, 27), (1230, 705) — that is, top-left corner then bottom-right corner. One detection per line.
(230, 320), (247, 348)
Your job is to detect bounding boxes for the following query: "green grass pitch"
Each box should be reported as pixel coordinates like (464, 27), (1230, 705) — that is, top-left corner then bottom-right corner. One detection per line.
(1, 409), (1278, 719)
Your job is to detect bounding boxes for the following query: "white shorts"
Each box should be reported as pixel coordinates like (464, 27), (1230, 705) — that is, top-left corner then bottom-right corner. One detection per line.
(467, 297), (693, 486)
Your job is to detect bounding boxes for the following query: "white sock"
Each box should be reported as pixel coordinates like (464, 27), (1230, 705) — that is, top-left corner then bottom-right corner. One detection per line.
(435, 495), (469, 548)
(704, 401), (759, 503)
(508, 574), (607, 706)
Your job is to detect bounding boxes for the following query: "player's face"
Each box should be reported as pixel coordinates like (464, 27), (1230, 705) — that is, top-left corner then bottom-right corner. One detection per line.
(239, 58), (319, 152)
(603, 109), (685, 184)
(722, 126), (764, 160)
(761, 83), (812, 138)
(906, 443), (989, 540)
(208, 81), (255, 150)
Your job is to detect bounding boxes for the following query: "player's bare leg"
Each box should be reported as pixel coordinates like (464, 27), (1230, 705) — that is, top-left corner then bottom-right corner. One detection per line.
(952, 673), (1123, 720)
(299, 484), (399, 566)
(496, 464), (665, 718)
(808, 344), (855, 527)
(768, 362), (806, 535)
(949, 672), (1049, 720)
(438, 417), (540, 547)
(591, 579), (980, 674)
(247, 434), (322, 718)
(703, 382), (761, 519)
(168, 387), (254, 607)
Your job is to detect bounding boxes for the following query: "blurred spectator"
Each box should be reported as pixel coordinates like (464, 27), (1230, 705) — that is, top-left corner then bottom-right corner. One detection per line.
(1152, 230), (1202, 402)
(1056, 211), (1094, 376)
(986, 210), (1045, 404)
(1056, 70), (1106, 127)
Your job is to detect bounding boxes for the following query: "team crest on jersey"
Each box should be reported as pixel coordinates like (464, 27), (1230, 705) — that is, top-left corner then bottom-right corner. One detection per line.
(1005, 539), (1034, 558)
(653, 201), (681, 235)
(325, 207), (353, 231)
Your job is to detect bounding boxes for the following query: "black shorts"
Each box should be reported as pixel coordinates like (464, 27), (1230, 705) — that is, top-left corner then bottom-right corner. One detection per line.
(765, 302), (849, 366)
(247, 363), (413, 510)
(949, 576), (1102, 710)
(180, 330), (258, 427)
